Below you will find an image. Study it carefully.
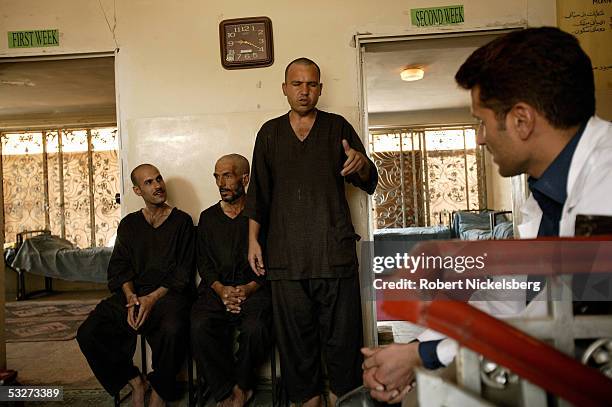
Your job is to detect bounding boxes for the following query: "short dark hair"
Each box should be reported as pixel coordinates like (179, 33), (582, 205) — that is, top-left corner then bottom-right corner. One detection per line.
(284, 57), (321, 82)
(455, 27), (595, 129)
(130, 163), (157, 186)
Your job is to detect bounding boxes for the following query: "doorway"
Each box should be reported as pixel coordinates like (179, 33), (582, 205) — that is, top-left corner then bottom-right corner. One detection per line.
(356, 30), (519, 345)
(0, 54), (119, 392)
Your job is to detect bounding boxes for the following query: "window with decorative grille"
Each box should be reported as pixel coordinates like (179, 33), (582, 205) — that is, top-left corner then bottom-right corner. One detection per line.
(370, 125), (487, 229)
(1, 127), (120, 247)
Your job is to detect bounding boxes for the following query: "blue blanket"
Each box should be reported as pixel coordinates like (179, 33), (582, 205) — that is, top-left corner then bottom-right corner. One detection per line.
(11, 234), (111, 283)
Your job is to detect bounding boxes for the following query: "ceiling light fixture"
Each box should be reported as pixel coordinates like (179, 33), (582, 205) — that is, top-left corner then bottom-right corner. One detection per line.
(400, 67), (425, 82)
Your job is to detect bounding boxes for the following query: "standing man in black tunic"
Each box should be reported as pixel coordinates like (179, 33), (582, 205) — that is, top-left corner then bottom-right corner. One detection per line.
(245, 58), (378, 407)
(191, 154), (272, 407)
(77, 164), (194, 407)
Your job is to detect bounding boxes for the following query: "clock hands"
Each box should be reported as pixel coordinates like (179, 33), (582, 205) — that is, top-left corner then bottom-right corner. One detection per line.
(237, 40), (264, 52)
(220, 18), (272, 68)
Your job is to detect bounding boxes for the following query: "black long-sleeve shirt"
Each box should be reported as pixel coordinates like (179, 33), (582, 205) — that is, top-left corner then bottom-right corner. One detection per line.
(107, 207), (195, 296)
(196, 203), (263, 294)
(244, 110), (378, 280)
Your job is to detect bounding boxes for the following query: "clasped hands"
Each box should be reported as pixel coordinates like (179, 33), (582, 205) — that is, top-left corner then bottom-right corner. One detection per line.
(361, 342), (422, 404)
(216, 284), (254, 314)
(126, 293), (157, 330)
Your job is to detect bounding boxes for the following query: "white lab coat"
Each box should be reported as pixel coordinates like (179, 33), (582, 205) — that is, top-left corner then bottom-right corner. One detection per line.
(420, 116), (612, 365)
(518, 115), (612, 239)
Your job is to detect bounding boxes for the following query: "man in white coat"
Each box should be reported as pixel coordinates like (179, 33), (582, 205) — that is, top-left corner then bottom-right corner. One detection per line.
(361, 26), (612, 403)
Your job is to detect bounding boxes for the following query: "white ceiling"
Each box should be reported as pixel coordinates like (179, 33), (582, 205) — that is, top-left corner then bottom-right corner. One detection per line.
(0, 57), (115, 118)
(365, 34), (500, 114)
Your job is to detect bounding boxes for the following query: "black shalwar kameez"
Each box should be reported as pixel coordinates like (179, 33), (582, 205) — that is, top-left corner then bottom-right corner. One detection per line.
(77, 208), (194, 401)
(190, 203), (272, 402)
(244, 110), (378, 401)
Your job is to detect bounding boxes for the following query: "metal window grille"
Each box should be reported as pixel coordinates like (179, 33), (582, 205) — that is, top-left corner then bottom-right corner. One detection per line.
(370, 125), (487, 229)
(1, 127), (120, 247)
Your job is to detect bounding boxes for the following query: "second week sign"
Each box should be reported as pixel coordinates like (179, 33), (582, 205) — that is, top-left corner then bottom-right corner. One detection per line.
(411, 5), (465, 27)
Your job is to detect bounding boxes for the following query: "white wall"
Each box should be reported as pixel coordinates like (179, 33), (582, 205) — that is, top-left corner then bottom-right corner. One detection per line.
(1, 0), (555, 225)
(485, 154), (513, 211)
(1, 0), (556, 352)
(0, 0), (116, 55)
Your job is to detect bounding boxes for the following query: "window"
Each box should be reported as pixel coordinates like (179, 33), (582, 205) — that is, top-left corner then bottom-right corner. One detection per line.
(370, 125), (486, 229)
(1, 127), (120, 247)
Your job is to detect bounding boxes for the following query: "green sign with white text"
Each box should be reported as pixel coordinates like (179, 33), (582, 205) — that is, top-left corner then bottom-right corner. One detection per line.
(8, 29), (59, 48)
(411, 5), (465, 27)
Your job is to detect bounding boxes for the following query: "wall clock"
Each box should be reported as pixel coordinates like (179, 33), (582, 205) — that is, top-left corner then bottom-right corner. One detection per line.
(219, 16), (274, 70)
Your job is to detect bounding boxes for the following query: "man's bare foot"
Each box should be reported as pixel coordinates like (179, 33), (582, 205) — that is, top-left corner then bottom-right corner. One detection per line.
(302, 395), (324, 407)
(328, 392), (337, 407)
(231, 385), (253, 407)
(128, 375), (146, 407)
(216, 393), (235, 407)
(149, 388), (166, 407)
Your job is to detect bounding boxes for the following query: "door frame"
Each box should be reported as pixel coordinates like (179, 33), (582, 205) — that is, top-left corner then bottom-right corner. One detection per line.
(0, 51), (119, 367)
(354, 27), (525, 346)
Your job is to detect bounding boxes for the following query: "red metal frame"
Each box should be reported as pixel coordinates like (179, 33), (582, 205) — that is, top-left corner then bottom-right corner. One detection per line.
(374, 236), (612, 404)
(382, 299), (612, 406)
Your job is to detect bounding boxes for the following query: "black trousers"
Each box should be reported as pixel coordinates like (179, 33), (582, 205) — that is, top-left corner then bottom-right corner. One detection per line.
(191, 286), (272, 402)
(271, 275), (364, 403)
(76, 291), (190, 400)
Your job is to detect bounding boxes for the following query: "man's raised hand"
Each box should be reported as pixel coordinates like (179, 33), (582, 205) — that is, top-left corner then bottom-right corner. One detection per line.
(341, 139), (369, 178)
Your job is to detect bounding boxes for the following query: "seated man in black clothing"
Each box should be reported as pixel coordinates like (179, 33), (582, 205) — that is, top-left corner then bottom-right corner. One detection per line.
(77, 163), (194, 407)
(191, 154), (272, 407)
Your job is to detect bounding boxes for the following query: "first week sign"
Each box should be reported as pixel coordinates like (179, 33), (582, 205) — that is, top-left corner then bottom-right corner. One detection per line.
(411, 5), (465, 27)
(8, 29), (59, 48)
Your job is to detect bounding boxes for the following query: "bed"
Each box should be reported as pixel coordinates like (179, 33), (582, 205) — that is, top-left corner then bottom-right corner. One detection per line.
(373, 210), (513, 322)
(450, 209), (514, 240)
(372, 210), (513, 243)
(7, 230), (112, 300)
(373, 224), (452, 242)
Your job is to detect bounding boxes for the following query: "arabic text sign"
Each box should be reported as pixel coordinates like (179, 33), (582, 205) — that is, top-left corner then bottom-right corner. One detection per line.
(558, 1), (611, 110)
(563, 9), (607, 36)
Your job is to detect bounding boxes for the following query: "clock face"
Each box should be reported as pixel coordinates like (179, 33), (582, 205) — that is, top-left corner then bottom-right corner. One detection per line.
(220, 17), (274, 69)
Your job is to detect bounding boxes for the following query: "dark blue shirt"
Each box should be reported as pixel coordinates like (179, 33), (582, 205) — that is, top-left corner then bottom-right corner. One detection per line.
(528, 122), (586, 237)
(525, 122), (586, 303)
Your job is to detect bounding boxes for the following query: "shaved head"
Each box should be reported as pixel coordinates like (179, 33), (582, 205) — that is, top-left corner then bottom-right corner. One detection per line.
(285, 57), (320, 82)
(216, 154), (250, 176)
(130, 163), (158, 187)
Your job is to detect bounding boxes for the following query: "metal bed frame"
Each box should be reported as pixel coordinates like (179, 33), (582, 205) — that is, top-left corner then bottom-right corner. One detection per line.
(449, 209), (513, 239)
(9, 229), (54, 301)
